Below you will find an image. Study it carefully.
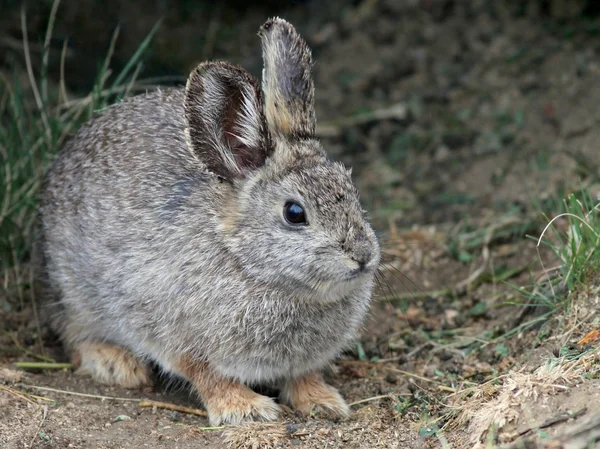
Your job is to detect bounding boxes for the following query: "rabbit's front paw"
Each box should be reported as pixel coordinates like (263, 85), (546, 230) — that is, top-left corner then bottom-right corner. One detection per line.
(281, 372), (350, 419)
(172, 357), (281, 426)
(205, 387), (281, 426)
(73, 342), (150, 388)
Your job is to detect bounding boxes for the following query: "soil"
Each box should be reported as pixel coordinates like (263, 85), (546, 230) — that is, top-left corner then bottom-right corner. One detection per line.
(2, 1), (600, 448)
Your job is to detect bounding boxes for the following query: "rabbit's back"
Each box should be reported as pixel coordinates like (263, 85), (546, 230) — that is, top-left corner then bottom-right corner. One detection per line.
(43, 88), (197, 215)
(40, 88), (219, 345)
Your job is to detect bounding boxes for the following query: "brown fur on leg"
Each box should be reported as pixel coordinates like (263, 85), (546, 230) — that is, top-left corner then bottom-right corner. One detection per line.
(280, 372), (350, 418)
(174, 356), (281, 426)
(73, 342), (150, 389)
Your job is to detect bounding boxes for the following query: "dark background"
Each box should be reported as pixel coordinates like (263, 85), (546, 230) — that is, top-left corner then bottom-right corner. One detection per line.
(3, 1), (599, 92)
(4, 0), (600, 258)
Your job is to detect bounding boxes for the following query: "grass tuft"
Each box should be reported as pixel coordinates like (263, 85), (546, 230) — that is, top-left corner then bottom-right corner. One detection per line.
(538, 190), (600, 293)
(531, 190), (600, 309)
(501, 188), (600, 339)
(0, 0), (160, 310)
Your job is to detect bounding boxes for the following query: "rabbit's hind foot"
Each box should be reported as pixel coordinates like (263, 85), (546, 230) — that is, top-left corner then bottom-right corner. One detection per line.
(280, 372), (350, 419)
(72, 342), (150, 389)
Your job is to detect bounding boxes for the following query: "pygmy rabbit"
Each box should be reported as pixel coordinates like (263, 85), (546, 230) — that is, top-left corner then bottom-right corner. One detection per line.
(39, 17), (380, 425)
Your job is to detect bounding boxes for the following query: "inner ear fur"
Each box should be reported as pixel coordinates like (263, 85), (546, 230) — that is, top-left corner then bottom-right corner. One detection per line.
(184, 61), (272, 180)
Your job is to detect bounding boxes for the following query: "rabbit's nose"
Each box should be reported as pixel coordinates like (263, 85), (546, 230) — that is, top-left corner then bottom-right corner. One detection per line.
(347, 229), (374, 270)
(351, 242), (373, 271)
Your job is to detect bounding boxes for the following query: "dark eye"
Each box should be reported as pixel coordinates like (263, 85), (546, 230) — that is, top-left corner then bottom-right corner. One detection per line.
(283, 202), (307, 225)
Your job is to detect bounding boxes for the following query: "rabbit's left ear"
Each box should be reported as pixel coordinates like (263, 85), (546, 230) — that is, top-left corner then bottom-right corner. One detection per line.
(184, 61), (272, 180)
(258, 17), (315, 140)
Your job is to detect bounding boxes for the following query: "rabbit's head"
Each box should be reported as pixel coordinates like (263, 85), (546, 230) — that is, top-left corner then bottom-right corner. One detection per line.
(184, 18), (379, 303)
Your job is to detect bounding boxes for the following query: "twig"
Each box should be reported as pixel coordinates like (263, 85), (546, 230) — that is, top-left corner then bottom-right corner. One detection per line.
(18, 390), (56, 403)
(41, 0), (61, 104)
(502, 408), (597, 449)
(376, 356), (404, 363)
(15, 362), (73, 370)
(123, 62), (143, 98)
(455, 247), (489, 291)
(0, 34), (45, 53)
(28, 268), (47, 358)
(379, 287), (452, 302)
(59, 38), (69, 104)
(538, 214), (599, 247)
(348, 394), (397, 407)
(9, 332), (55, 362)
(336, 360), (444, 385)
(99, 26), (121, 93)
(518, 407), (587, 437)
(19, 384), (142, 402)
(0, 384), (36, 404)
(455, 215), (526, 292)
(407, 342), (433, 358)
(316, 103), (408, 137)
(380, 255), (525, 303)
(386, 366), (445, 385)
(139, 399), (208, 417)
(29, 405), (48, 449)
(56, 83), (162, 110)
(20, 6), (52, 144)
(445, 373), (511, 398)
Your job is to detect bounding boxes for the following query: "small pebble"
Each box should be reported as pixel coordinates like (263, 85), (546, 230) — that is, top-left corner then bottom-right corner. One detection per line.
(439, 350), (453, 361)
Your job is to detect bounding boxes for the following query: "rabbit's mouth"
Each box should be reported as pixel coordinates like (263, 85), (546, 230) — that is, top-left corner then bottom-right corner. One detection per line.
(347, 267), (367, 280)
(343, 254), (379, 281)
(344, 267), (375, 284)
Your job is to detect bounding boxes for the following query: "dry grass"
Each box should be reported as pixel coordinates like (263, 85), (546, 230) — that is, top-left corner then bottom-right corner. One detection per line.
(452, 351), (600, 447)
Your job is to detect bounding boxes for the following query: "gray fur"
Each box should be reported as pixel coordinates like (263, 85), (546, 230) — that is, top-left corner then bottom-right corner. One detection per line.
(39, 18), (379, 389)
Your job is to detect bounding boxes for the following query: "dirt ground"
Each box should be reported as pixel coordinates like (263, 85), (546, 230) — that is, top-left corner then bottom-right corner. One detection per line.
(3, 1), (600, 448)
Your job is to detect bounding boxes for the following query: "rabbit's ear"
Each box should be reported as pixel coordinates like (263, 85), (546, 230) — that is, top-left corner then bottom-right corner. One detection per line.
(258, 18), (315, 140)
(184, 62), (272, 180)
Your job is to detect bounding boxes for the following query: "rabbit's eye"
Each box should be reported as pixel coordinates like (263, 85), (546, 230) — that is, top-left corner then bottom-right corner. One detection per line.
(284, 202), (307, 225)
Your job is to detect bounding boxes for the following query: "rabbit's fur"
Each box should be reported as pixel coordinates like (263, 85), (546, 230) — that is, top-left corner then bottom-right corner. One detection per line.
(39, 18), (380, 425)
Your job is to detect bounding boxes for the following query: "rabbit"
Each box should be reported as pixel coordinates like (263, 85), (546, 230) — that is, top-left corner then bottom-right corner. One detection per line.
(38, 17), (380, 426)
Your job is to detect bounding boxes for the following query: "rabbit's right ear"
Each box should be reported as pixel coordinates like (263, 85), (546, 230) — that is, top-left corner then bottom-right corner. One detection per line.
(184, 62), (272, 180)
(258, 18), (315, 140)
